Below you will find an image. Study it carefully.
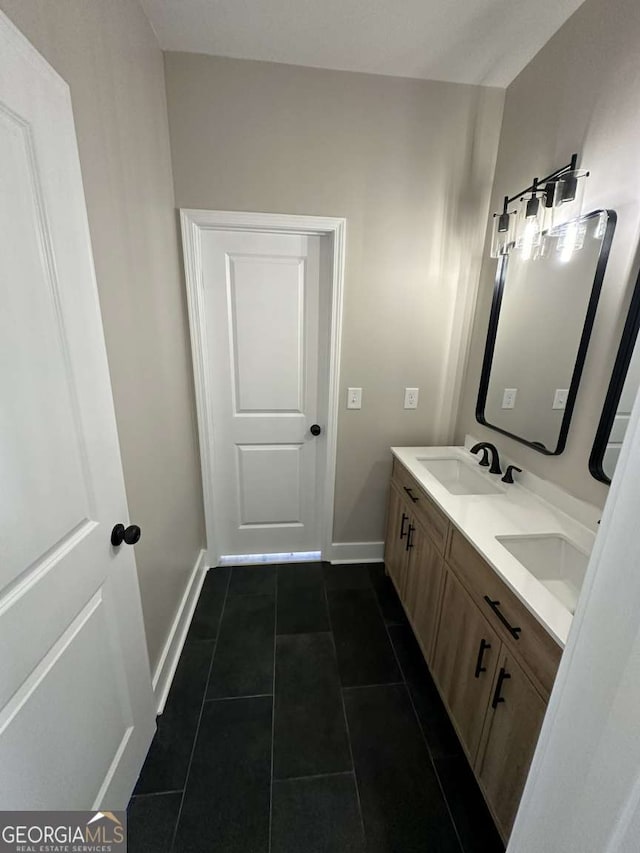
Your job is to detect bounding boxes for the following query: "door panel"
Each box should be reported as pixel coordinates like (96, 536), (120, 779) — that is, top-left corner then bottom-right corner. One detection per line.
(432, 569), (501, 762)
(476, 652), (547, 838)
(237, 443), (303, 525)
(229, 254), (305, 413)
(0, 13), (154, 807)
(1, 591), (133, 809)
(202, 230), (323, 556)
(409, 528), (445, 666)
(404, 526), (421, 616)
(0, 101), (92, 588)
(384, 485), (409, 593)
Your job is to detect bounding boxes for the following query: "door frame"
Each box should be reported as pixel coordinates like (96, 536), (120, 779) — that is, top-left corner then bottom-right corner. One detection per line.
(180, 209), (346, 566)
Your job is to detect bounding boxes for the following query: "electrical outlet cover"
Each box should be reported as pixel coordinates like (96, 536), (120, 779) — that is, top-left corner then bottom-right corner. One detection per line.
(347, 387), (362, 409)
(502, 388), (517, 409)
(404, 388), (419, 409)
(553, 388), (569, 410)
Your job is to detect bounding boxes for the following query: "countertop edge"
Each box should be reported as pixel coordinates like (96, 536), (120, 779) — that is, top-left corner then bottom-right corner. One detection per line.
(390, 446), (598, 648)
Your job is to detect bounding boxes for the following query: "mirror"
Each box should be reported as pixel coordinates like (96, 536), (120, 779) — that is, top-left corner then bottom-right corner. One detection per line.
(590, 263), (640, 483)
(477, 210), (616, 454)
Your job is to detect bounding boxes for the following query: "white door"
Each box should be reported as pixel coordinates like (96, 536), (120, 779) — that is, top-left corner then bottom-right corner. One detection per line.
(0, 14), (155, 808)
(200, 228), (326, 559)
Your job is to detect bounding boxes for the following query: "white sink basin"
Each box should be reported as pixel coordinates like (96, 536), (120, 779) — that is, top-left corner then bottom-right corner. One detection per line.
(418, 458), (504, 496)
(496, 534), (589, 613)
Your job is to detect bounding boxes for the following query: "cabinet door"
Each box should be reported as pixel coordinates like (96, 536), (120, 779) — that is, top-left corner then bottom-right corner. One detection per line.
(406, 523), (445, 666)
(476, 652), (547, 839)
(432, 569), (501, 761)
(403, 519), (421, 617)
(384, 484), (410, 596)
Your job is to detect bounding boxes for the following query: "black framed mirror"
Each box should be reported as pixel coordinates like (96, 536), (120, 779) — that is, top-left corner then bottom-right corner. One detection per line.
(476, 209), (616, 454)
(589, 263), (640, 483)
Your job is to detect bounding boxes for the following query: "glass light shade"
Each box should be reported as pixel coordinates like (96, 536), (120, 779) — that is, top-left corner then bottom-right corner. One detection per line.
(542, 212), (599, 263)
(490, 208), (516, 258)
(552, 169), (588, 228)
(515, 192), (546, 260)
(556, 219), (588, 262)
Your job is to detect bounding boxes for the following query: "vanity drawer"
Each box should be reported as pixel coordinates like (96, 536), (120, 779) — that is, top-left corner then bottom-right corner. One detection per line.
(392, 460), (449, 554)
(447, 528), (561, 698)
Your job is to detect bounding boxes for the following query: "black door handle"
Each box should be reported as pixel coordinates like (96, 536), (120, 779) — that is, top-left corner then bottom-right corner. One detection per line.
(403, 486), (419, 503)
(310, 424), (322, 436)
(491, 667), (511, 708)
(474, 639), (491, 678)
(400, 512), (409, 539)
(111, 523), (141, 547)
(483, 596), (521, 639)
(405, 524), (415, 551)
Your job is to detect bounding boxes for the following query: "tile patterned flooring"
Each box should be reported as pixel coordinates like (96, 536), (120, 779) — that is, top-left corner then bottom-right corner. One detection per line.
(127, 562), (504, 853)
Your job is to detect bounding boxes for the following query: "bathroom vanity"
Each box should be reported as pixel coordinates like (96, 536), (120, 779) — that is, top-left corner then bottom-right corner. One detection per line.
(384, 444), (595, 841)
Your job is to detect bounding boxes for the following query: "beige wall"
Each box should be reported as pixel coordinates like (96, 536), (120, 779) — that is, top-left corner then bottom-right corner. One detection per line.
(0, 1), (205, 673)
(456, 0), (640, 508)
(163, 52), (504, 543)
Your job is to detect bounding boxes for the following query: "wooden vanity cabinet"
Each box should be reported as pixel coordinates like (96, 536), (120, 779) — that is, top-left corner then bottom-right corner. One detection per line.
(384, 459), (562, 843)
(392, 459), (448, 552)
(432, 570), (501, 762)
(447, 527), (561, 698)
(405, 522), (445, 666)
(476, 652), (547, 838)
(385, 483), (410, 596)
(384, 461), (447, 665)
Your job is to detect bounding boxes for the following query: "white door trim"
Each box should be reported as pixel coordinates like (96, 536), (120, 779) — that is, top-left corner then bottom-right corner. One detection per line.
(180, 210), (346, 566)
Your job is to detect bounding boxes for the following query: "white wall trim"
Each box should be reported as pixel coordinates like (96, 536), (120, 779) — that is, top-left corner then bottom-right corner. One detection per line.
(326, 541), (385, 564)
(152, 549), (208, 714)
(180, 209), (346, 566)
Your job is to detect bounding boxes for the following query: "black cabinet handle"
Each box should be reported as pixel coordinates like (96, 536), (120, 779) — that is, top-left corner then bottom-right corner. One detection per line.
(403, 486), (420, 503)
(483, 596), (521, 639)
(491, 667), (511, 708)
(400, 512), (409, 540)
(474, 639), (491, 678)
(406, 524), (415, 551)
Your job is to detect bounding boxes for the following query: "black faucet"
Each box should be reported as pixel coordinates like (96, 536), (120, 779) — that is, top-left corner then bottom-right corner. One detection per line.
(470, 442), (502, 475)
(501, 465), (522, 484)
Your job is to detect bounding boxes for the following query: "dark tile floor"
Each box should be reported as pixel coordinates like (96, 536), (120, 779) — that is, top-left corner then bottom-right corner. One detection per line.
(128, 562), (504, 853)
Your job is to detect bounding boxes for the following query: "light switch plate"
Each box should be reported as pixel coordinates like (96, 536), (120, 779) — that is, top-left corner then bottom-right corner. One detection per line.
(553, 388), (569, 410)
(404, 388), (419, 409)
(502, 388), (517, 409)
(347, 387), (362, 409)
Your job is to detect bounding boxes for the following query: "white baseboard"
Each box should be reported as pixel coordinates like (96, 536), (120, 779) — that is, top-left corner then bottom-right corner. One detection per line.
(326, 541), (385, 564)
(152, 549), (208, 715)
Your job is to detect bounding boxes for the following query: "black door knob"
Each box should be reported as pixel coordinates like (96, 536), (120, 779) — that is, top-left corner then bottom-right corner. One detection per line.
(310, 424), (322, 436)
(111, 523), (142, 547)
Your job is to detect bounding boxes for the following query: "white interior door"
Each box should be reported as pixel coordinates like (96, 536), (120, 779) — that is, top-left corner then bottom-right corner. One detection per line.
(0, 13), (155, 808)
(201, 229), (326, 559)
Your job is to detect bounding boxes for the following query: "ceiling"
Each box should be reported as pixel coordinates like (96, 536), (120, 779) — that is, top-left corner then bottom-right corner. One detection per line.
(140, 0), (586, 88)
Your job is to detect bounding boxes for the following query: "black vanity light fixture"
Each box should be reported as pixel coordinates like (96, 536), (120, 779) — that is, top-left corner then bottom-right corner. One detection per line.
(515, 177), (546, 260)
(488, 153), (589, 260)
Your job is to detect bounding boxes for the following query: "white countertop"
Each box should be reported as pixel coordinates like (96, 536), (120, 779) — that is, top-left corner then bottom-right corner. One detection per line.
(391, 444), (598, 647)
